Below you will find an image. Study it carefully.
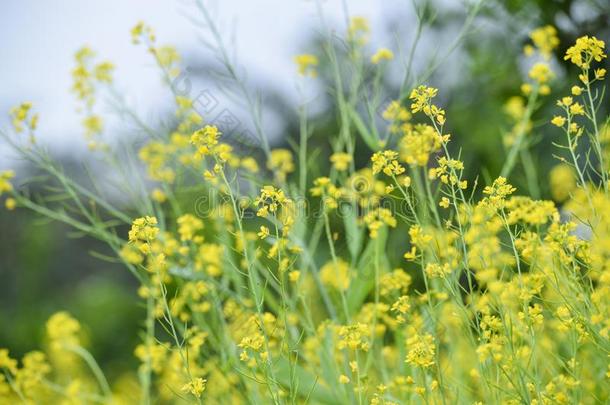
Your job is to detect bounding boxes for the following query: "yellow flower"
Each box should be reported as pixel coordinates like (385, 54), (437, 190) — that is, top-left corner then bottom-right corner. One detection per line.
(0, 349), (18, 375)
(16, 350), (51, 390)
(82, 115), (103, 138)
(528, 25), (560, 59)
(381, 269), (412, 296)
(0, 171), (15, 196)
(409, 85), (437, 113)
(338, 323), (370, 351)
(94, 61), (114, 82)
(549, 164), (576, 202)
(551, 116), (566, 127)
(310, 177), (342, 209)
(503, 96), (525, 121)
(404, 225), (432, 261)
(564, 35), (606, 68)
(46, 311), (81, 349)
(257, 226), (270, 239)
(267, 149), (295, 182)
(383, 100), (411, 124)
(595, 68), (606, 79)
(240, 157), (259, 173)
(177, 214), (204, 241)
(371, 150), (405, 176)
(182, 378), (207, 398)
(528, 62), (553, 84)
(371, 48), (394, 64)
(425, 262), (452, 278)
(9, 102), (38, 134)
(558, 96), (573, 107)
(288, 271), (300, 283)
(409, 85), (446, 124)
(320, 259), (350, 290)
(191, 125), (221, 156)
(330, 152), (352, 171)
(571, 86), (582, 96)
(128, 216), (159, 245)
(294, 54), (318, 77)
(429, 157), (465, 188)
(5, 198), (16, 211)
(339, 374), (350, 384)
(439, 197), (450, 209)
(481, 176), (516, 209)
(151, 188), (167, 203)
(399, 124), (443, 167)
(348, 17), (369, 45)
(364, 207), (397, 238)
(153, 46), (181, 76)
(391, 296), (411, 322)
(521, 83), (533, 95)
(405, 333), (435, 368)
(255, 186), (286, 216)
(131, 21), (155, 44)
(569, 102), (585, 115)
(134, 343), (167, 374)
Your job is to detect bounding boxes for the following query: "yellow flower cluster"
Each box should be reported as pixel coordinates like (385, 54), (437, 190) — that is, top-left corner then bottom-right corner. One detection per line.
(405, 333), (435, 368)
(310, 177), (343, 209)
(0, 171), (15, 197)
(267, 148), (295, 182)
(371, 48), (394, 64)
(528, 62), (554, 84)
(182, 377), (207, 398)
(337, 323), (370, 351)
(128, 216), (159, 244)
(429, 157), (467, 189)
(320, 259), (350, 290)
(364, 207), (397, 238)
(549, 163), (576, 202)
(564, 35), (606, 69)
(347, 16), (369, 45)
(5, 16), (610, 405)
(404, 225), (432, 261)
(9, 102), (38, 135)
(71, 46), (114, 149)
(526, 25), (560, 59)
(294, 54), (319, 77)
(330, 152), (352, 171)
(371, 150), (405, 176)
(383, 100), (411, 134)
(481, 176), (516, 209)
(132, 21), (181, 79)
(177, 213), (204, 242)
(399, 124), (443, 166)
(255, 185), (288, 217)
(46, 311), (81, 350)
(409, 85), (446, 125)
(191, 125), (221, 155)
(521, 25), (560, 96)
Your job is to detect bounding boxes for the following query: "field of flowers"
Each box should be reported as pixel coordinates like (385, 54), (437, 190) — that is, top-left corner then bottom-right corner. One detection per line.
(1, 2), (609, 404)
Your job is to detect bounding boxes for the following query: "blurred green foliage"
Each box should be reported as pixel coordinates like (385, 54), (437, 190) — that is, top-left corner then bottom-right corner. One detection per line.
(0, 209), (143, 375)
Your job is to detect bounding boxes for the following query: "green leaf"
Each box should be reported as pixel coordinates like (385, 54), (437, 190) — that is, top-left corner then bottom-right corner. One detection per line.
(347, 227), (389, 314)
(341, 202), (363, 261)
(275, 357), (337, 404)
(348, 105), (379, 151)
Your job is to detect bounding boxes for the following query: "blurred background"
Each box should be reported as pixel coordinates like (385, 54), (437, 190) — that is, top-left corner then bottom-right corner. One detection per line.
(1, 0), (609, 375)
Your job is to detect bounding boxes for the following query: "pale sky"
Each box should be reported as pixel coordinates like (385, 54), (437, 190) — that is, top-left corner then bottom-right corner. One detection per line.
(0, 0), (466, 162)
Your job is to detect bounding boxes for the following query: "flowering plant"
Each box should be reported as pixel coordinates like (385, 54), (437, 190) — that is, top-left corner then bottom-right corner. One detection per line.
(1, 4), (609, 405)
